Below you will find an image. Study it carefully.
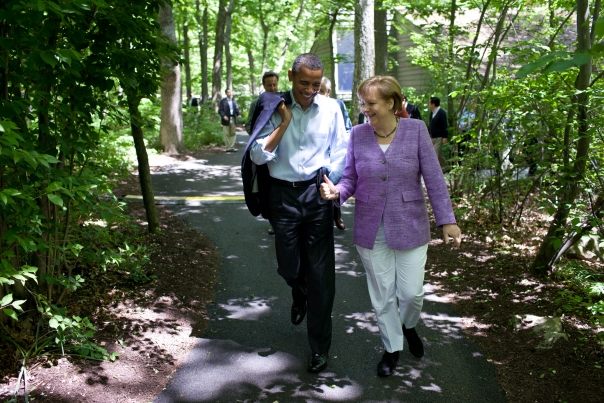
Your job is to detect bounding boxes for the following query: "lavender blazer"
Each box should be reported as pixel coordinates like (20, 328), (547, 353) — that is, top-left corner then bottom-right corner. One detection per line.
(337, 119), (456, 250)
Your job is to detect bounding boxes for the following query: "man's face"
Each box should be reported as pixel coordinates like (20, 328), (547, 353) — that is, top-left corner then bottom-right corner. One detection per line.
(287, 66), (323, 109)
(318, 82), (331, 97)
(263, 76), (279, 93)
(226, 89), (232, 98)
(429, 102), (436, 111)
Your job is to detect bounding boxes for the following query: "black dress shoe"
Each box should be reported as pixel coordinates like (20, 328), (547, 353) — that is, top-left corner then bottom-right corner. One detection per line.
(291, 302), (306, 325)
(377, 351), (399, 377)
(334, 217), (346, 230)
(403, 325), (424, 358)
(307, 353), (328, 373)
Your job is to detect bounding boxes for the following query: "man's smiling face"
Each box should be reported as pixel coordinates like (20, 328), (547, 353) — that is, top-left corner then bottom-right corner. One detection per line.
(288, 66), (323, 110)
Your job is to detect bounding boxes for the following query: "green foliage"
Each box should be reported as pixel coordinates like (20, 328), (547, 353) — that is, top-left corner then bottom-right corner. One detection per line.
(0, 2), (171, 396)
(554, 260), (604, 324)
(183, 106), (224, 149)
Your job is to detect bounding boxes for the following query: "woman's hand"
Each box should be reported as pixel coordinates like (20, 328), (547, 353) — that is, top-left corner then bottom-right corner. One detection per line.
(442, 224), (462, 247)
(320, 175), (339, 201)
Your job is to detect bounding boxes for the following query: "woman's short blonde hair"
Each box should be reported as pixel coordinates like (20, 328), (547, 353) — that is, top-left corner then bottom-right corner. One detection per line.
(357, 76), (403, 113)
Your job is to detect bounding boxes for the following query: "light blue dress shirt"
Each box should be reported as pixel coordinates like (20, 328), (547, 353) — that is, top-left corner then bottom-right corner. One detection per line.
(227, 97), (234, 115)
(250, 90), (349, 184)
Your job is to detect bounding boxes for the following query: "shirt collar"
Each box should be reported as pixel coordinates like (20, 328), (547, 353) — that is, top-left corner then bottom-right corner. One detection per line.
(433, 106), (441, 115)
(289, 89), (321, 110)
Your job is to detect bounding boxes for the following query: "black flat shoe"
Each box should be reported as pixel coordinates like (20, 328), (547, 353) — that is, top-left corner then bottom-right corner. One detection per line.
(307, 353), (328, 373)
(403, 325), (424, 358)
(377, 351), (399, 377)
(291, 302), (306, 325)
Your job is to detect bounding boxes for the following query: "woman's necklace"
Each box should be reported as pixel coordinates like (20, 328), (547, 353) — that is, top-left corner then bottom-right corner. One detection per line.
(373, 117), (399, 138)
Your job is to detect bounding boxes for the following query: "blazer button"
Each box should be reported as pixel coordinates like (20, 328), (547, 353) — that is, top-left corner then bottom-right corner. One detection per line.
(381, 176), (387, 181)
(381, 193), (386, 198)
(381, 159), (386, 164)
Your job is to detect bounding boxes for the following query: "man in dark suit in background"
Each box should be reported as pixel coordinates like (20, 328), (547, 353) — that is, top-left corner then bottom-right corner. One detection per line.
(218, 88), (242, 152)
(428, 96), (448, 168)
(402, 93), (421, 120)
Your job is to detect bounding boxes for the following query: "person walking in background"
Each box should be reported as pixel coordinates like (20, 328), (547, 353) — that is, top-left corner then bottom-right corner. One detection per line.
(320, 76), (461, 377)
(246, 71), (280, 235)
(250, 53), (348, 373)
(319, 77), (349, 231)
(245, 71), (279, 135)
(428, 96), (448, 168)
(218, 88), (242, 152)
(402, 93), (421, 120)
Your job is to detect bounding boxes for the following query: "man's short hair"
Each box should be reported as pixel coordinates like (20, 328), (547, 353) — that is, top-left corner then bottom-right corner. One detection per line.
(357, 76), (403, 114)
(321, 77), (332, 90)
(292, 53), (323, 74)
(430, 97), (440, 107)
(262, 71), (278, 85)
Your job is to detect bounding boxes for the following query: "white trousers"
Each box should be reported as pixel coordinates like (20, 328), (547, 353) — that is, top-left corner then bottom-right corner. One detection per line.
(356, 222), (428, 353)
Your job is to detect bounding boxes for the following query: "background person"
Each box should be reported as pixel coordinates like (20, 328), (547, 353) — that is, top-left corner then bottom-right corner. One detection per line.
(402, 93), (421, 120)
(319, 77), (349, 231)
(218, 88), (242, 152)
(320, 76), (461, 377)
(428, 96), (448, 168)
(245, 71), (279, 135)
(249, 53), (348, 374)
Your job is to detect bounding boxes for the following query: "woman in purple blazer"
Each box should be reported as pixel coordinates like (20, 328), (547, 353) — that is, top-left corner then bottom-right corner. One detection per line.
(321, 76), (462, 377)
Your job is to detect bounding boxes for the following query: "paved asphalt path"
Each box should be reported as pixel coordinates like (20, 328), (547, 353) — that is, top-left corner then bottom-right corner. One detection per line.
(151, 131), (506, 403)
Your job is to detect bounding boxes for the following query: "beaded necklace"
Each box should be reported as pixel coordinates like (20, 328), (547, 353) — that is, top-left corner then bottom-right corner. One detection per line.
(373, 117), (399, 138)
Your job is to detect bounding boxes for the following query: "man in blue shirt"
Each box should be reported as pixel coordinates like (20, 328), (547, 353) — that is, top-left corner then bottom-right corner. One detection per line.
(250, 53), (348, 373)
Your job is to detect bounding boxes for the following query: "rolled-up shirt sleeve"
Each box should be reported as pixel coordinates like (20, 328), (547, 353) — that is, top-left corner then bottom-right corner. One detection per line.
(250, 114), (281, 165)
(327, 108), (349, 184)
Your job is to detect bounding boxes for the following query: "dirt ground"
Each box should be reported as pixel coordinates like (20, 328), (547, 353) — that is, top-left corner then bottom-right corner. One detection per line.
(1, 147), (603, 402)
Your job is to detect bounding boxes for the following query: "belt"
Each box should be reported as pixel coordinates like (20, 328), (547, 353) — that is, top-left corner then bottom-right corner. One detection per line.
(271, 175), (317, 188)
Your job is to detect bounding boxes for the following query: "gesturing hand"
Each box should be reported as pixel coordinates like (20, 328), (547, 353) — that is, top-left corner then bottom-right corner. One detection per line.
(277, 102), (292, 124)
(442, 224), (462, 247)
(320, 175), (339, 201)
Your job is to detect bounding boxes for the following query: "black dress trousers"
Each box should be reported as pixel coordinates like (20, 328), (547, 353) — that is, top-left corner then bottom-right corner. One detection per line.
(269, 179), (335, 354)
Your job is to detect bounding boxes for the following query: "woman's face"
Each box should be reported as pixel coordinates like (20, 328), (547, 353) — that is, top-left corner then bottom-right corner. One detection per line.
(360, 87), (394, 129)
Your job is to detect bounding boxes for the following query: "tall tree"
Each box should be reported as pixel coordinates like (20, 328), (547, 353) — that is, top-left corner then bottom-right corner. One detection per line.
(374, 0), (388, 75)
(274, 0), (307, 73)
(212, 0), (229, 104)
(326, 7), (340, 98)
(159, 2), (183, 154)
(351, 0), (375, 124)
(531, 0), (596, 274)
(224, 0), (235, 90)
(195, 0), (209, 102)
(183, 16), (192, 98)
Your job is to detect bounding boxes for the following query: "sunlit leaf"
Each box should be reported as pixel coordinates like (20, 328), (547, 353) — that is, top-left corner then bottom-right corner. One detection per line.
(3, 308), (18, 321)
(40, 51), (57, 68)
(47, 194), (64, 206)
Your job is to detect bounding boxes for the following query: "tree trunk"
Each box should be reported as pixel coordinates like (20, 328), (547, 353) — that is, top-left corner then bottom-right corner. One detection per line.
(212, 0), (229, 104)
(374, 0), (388, 76)
(247, 48), (256, 95)
(532, 0), (593, 275)
(274, 0), (307, 73)
(127, 93), (160, 234)
(351, 0), (375, 125)
(327, 8), (339, 98)
(159, 2), (183, 154)
(183, 20), (192, 98)
(446, 0), (457, 145)
(195, 0), (209, 103)
(224, 0), (235, 90)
